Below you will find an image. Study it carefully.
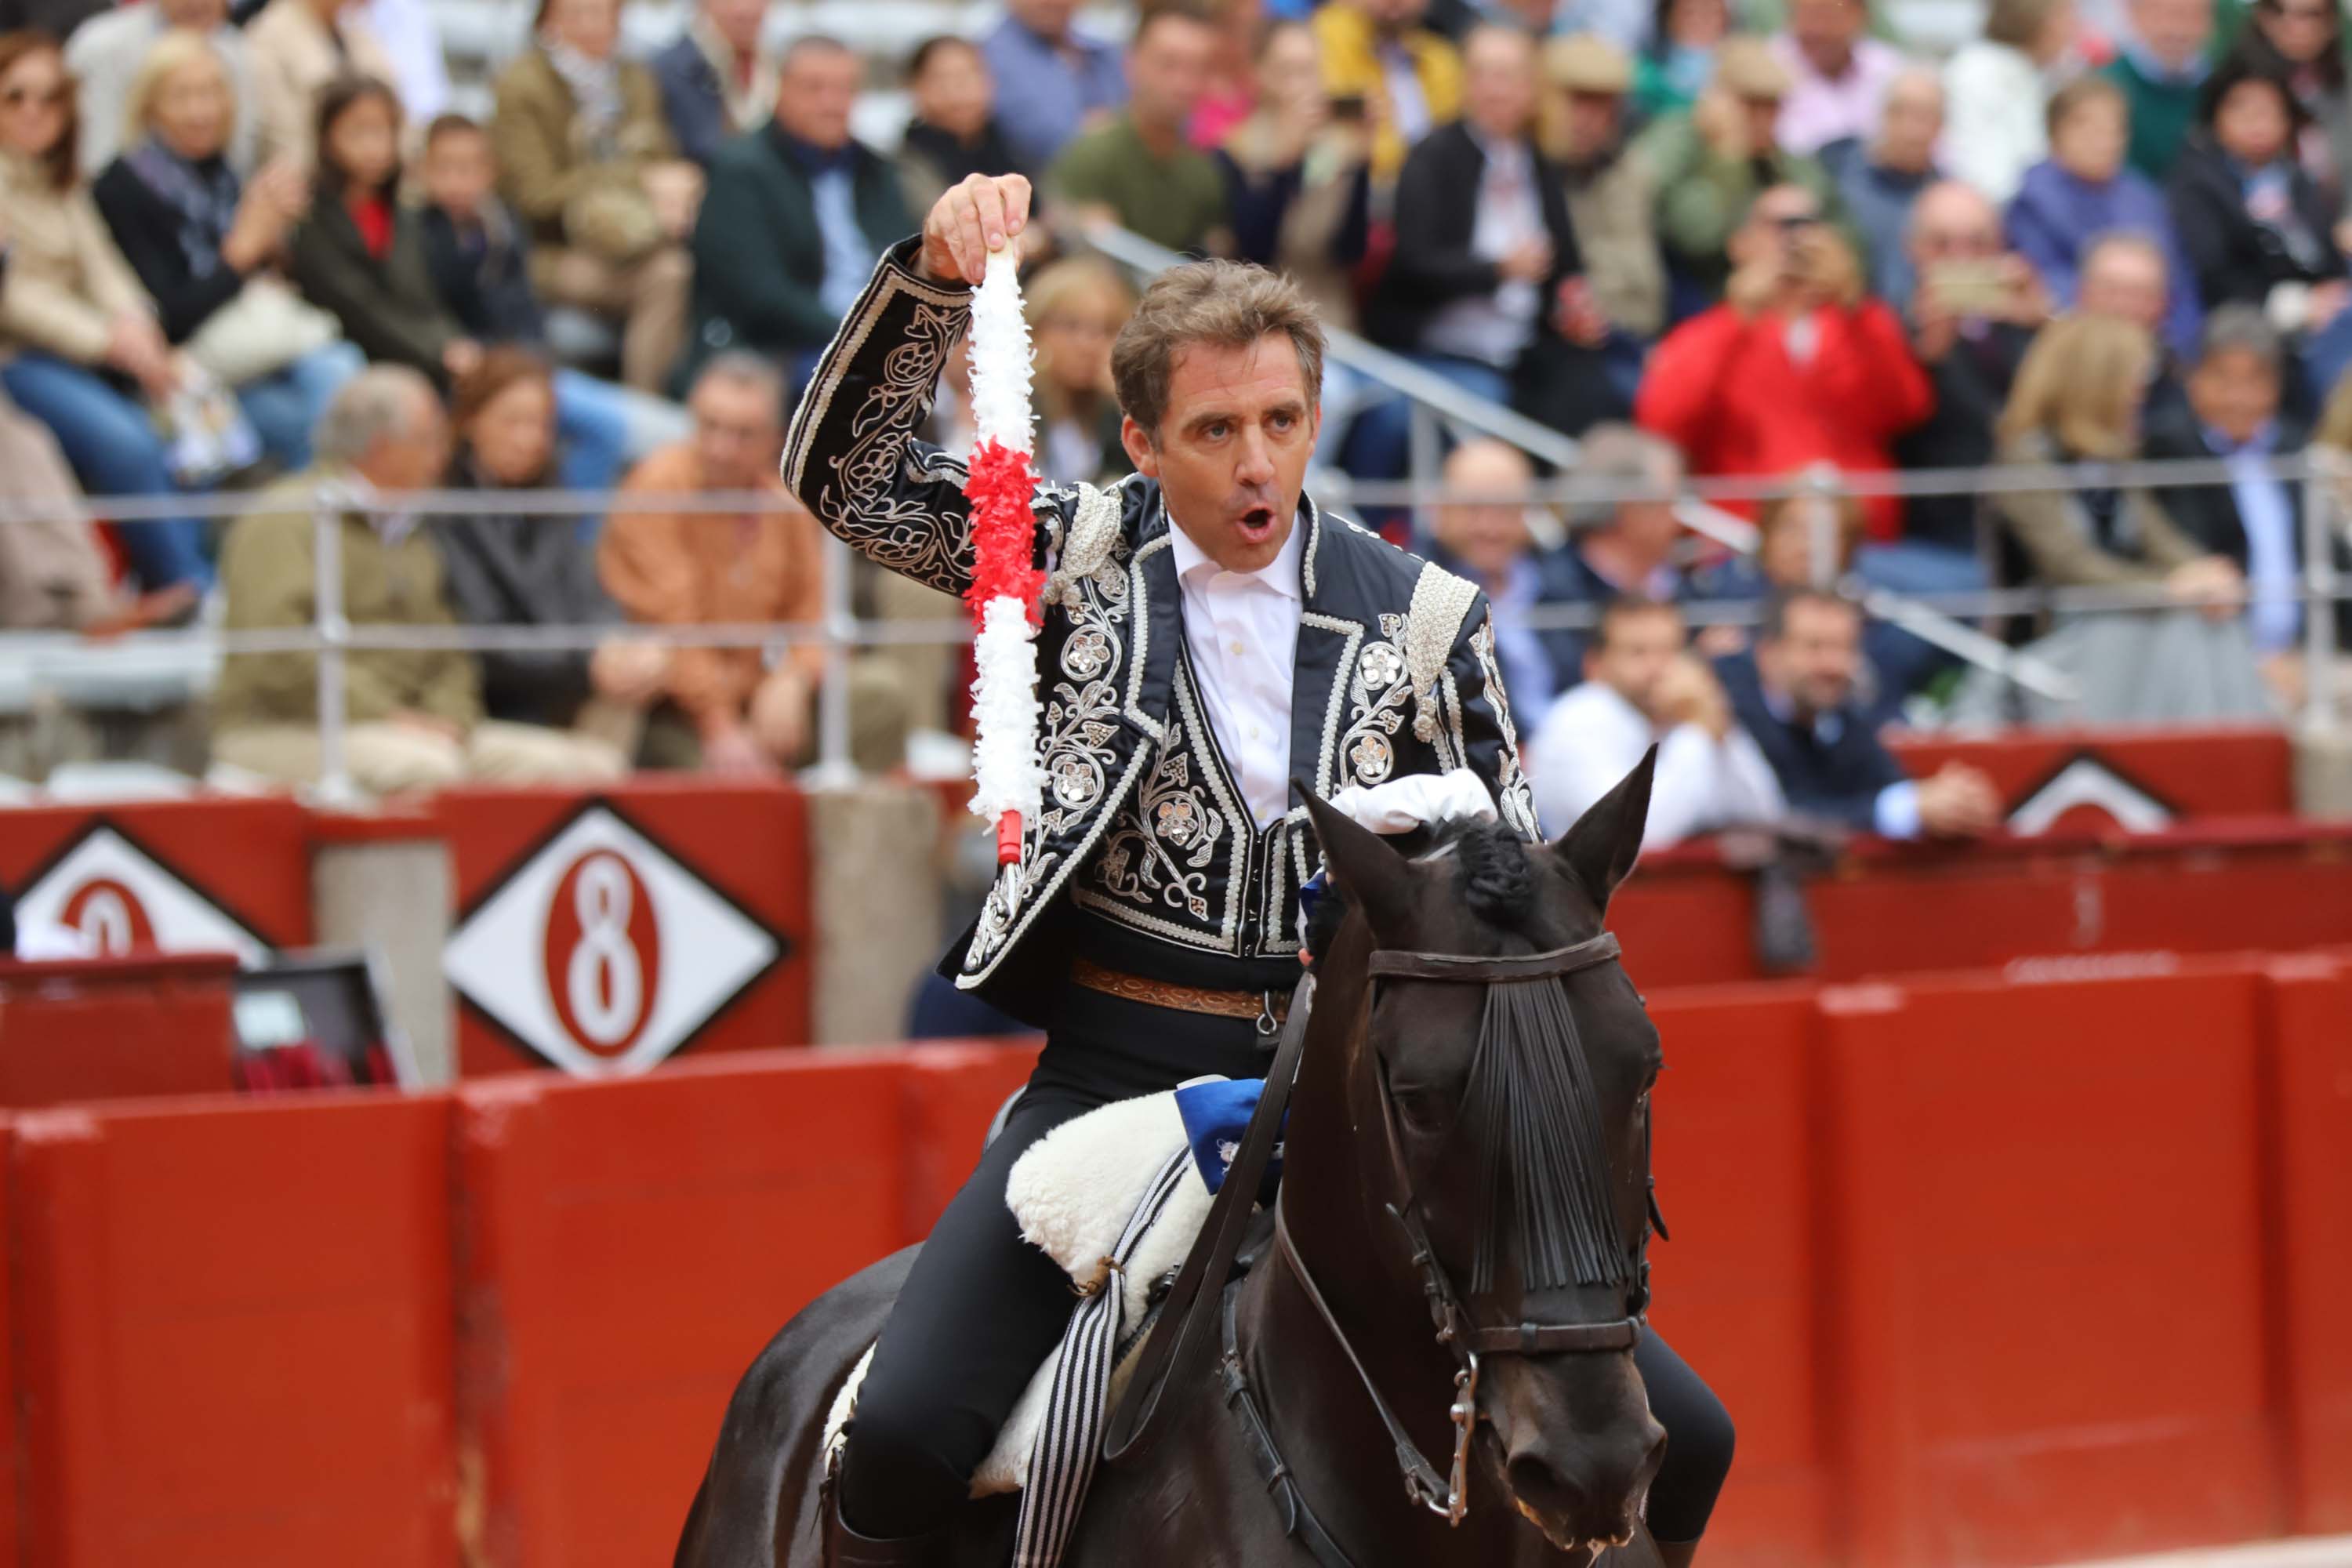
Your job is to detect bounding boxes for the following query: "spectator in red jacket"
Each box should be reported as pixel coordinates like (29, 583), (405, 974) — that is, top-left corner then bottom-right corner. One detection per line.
(1635, 181), (1933, 540)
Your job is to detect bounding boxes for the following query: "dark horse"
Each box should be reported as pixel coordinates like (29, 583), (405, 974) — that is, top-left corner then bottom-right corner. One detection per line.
(677, 753), (1669, 1567)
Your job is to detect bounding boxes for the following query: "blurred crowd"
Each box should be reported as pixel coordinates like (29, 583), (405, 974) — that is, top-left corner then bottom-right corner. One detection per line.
(4, 0), (2352, 802)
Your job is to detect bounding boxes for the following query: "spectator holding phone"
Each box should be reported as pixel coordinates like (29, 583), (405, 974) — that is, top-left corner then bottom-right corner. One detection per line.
(1214, 16), (1370, 332)
(1896, 181), (2049, 557)
(1637, 183), (1932, 541)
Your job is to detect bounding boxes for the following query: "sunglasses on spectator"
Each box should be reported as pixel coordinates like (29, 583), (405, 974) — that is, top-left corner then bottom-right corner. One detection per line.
(2, 82), (67, 108)
(2270, 2), (2332, 20)
(1769, 211), (1824, 232)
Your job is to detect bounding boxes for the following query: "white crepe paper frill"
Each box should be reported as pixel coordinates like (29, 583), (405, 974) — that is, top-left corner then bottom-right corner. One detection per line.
(970, 595), (1044, 828)
(968, 248), (1035, 455)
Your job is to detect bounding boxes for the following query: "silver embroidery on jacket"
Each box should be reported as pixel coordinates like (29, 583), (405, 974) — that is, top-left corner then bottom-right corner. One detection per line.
(1339, 614), (1414, 788)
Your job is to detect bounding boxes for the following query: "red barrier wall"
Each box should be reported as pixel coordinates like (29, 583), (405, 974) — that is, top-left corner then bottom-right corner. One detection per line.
(2261, 956), (2352, 1534)
(1888, 726), (2292, 826)
(455, 1050), (907, 1568)
(0, 953), (240, 1108)
(1646, 985), (1831, 1567)
(12, 1091), (456, 1567)
(0, 1115), (16, 1568)
(1816, 967), (2282, 1568)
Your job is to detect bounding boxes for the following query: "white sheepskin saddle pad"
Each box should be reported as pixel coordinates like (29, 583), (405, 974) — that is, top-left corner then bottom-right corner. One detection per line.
(822, 1088), (1214, 1496)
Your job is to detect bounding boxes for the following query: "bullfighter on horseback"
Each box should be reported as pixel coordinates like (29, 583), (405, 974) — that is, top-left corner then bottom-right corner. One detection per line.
(773, 172), (1735, 1567)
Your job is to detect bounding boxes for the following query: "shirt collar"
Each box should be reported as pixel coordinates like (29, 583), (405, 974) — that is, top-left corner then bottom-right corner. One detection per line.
(769, 120), (854, 174)
(2205, 420), (2279, 457)
(1167, 503), (1306, 601)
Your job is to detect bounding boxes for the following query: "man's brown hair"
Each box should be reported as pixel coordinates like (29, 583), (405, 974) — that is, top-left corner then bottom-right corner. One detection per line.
(1109, 260), (1326, 440)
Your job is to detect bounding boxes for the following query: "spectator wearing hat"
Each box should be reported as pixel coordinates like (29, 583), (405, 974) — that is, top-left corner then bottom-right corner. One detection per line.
(1542, 33), (1662, 343)
(1941, 0), (2082, 205)
(1768, 0), (1907, 159)
(1637, 36), (1845, 298)
(1838, 64), (1944, 304)
(2008, 74), (2204, 355)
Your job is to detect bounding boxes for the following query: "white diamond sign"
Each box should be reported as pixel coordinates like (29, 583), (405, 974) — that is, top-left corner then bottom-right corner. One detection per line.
(441, 804), (779, 1076)
(2009, 757), (2172, 837)
(16, 825), (267, 964)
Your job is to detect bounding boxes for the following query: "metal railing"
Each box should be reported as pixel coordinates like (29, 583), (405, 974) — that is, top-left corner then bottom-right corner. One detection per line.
(0, 445), (2346, 799)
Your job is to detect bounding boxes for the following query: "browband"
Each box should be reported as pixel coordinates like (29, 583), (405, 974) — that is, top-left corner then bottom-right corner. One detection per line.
(1365, 932), (1622, 985)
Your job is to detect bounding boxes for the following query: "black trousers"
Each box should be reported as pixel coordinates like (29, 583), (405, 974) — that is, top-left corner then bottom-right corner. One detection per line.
(837, 991), (1734, 1545)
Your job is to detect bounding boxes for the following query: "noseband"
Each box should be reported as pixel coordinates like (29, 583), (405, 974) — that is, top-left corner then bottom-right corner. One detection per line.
(1272, 928), (1653, 1529)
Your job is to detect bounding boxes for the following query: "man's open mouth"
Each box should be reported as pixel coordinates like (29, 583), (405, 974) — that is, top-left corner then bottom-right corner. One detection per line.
(1235, 506), (1277, 544)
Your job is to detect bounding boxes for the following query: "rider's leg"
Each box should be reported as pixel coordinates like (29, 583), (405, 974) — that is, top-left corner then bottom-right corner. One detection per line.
(837, 1081), (1099, 1539)
(1634, 1330), (1736, 1563)
(838, 992), (1273, 1544)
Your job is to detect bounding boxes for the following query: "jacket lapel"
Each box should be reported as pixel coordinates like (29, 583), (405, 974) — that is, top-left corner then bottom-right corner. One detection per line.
(1125, 490), (1183, 742)
(1286, 496), (1365, 809)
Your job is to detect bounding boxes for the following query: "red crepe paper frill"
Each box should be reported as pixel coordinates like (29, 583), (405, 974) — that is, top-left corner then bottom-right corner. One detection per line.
(964, 438), (1047, 627)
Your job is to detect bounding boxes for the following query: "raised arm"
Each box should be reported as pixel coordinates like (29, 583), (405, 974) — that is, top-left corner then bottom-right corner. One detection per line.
(780, 174), (1047, 600)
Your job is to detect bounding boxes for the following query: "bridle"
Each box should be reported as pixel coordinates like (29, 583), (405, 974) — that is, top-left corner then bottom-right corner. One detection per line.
(1271, 929), (1655, 1529)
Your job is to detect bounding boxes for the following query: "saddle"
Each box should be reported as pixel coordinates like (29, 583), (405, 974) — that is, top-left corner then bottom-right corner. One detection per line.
(819, 1087), (1272, 1497)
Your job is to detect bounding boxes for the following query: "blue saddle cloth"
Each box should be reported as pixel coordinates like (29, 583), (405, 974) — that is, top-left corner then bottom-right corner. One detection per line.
(1174, 1076), (1283, 1203)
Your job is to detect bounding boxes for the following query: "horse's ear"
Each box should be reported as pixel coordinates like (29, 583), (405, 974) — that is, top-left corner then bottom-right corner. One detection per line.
(1552, 744), (1656, 911)
(1301, 786), (1416, 941)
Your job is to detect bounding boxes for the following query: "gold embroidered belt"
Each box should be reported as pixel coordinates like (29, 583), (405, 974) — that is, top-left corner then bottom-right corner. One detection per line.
(1070, 960), (1291, 1023)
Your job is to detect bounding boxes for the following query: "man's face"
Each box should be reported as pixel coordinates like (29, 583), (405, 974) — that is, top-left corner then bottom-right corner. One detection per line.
(775, 46), (859, 149)
(913, 40), (992, 137)
(422, 127), (495, 219)
(1789, 0), (1864, 70)
(1587, 607), (1686, 716)
(1757, 598), (1863, 717)
(2052, 96), (2127, 182)
(358, 390), (452, 494)
(158, 0), (227, 29)
(1123, 332), (1319, 575)
(691, 375), (783, 491)
(541, 0), (619, 61)
(1128, 15), (1215, 134)
(702, 0), (764, 56)
(1462, 28), (1538, 142)
(1905, 184), (1999, 270)
(1434, 443), (1534, 579)
(2189, 345), (2281, 445)
(1875, 74), (1944, 172)
(1561, 89), (1623, 158)
(2132, 0), (2213, 67)
(2079, 241), (2169, 333)
(1729, 184), (1821, 272)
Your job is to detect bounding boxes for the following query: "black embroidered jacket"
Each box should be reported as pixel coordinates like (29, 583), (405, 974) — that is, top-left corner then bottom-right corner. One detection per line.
(782, 239), (1541, 1014)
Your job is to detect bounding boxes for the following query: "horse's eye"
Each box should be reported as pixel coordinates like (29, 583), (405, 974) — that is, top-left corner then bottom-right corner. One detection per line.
(1392, 1086), (1453, 1136)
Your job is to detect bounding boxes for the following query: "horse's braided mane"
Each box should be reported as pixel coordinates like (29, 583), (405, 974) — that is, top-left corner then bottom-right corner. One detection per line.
(1308, 811), (1634, 1295)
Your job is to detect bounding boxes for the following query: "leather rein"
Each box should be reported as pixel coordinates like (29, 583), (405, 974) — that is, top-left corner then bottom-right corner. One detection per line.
(1271, 929), (1652, 1530)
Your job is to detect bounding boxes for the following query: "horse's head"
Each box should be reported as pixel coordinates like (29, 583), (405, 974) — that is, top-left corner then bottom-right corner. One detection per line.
(1299, 752), (1664, 1559)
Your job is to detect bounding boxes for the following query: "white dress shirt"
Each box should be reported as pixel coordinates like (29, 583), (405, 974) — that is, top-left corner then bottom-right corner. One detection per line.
(1526, 681), (1785, 845)
(1167, 513), (1305, 829)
